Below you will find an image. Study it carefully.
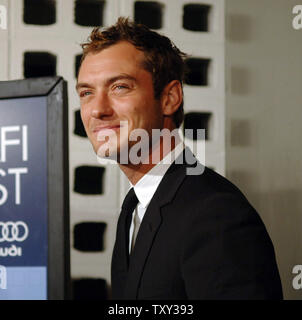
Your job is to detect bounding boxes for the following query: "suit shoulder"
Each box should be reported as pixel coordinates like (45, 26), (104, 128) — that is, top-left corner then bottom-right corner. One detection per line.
(180, 166), (249, 202)
(172, 165), (266, 228)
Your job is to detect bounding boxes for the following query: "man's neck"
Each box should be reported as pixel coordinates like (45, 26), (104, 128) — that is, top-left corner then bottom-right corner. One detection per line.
(119, 134), (179, 185)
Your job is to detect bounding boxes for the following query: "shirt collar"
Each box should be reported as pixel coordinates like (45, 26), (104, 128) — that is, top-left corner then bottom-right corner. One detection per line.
(131, 141), (185, 208)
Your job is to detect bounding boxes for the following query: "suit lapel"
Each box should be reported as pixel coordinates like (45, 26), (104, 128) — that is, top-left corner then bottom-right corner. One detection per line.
(123, 148), (194, 299)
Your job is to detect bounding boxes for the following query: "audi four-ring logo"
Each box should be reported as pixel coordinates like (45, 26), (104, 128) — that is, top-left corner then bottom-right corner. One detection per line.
(0, 221), (29, 242)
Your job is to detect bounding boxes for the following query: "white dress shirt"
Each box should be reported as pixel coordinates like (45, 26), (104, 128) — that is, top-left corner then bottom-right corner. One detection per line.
(128, 141), (185, 253)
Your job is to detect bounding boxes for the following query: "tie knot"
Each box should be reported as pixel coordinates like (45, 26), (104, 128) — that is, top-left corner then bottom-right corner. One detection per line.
(122, 188), (139, 213)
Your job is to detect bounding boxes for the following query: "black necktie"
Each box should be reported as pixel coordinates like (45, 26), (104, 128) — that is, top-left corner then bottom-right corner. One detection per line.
(111, 188), (139, 298)
(121, 188), (139, 256)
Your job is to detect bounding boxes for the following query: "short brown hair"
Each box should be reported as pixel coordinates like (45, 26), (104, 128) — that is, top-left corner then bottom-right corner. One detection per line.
(80, 17), (187, 128)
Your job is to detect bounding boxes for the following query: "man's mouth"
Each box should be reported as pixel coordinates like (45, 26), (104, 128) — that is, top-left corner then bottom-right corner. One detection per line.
(93, 125), (121, 134)
(93, 125), (122, 142)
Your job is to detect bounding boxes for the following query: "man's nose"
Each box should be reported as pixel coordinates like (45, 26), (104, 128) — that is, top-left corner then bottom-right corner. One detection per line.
(91, 91), (113, 119)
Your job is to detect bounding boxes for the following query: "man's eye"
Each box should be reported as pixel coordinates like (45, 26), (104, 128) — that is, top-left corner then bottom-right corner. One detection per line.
(80, 91), (92, 97)
(114, 84), (129, 91)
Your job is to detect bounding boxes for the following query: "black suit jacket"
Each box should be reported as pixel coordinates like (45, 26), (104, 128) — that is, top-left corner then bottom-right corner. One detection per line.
(111, 148), (283, 299)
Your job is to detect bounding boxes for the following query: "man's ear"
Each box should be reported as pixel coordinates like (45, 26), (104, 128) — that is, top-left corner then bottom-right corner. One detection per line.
(160, 80), (183, 116)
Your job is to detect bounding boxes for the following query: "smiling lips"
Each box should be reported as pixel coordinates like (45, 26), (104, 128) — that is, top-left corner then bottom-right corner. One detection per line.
(93, 125), (121, 133)
(92, 125), (122, 138)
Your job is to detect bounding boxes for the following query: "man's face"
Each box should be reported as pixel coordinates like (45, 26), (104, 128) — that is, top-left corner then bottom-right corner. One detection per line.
(77, 41), (164, 161)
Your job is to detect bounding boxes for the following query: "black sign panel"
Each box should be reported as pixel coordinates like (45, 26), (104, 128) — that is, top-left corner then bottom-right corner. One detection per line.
(0, 77), (70, 300)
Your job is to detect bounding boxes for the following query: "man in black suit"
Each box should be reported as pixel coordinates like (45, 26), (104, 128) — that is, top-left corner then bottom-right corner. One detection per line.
(77, 17), (283, 299)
